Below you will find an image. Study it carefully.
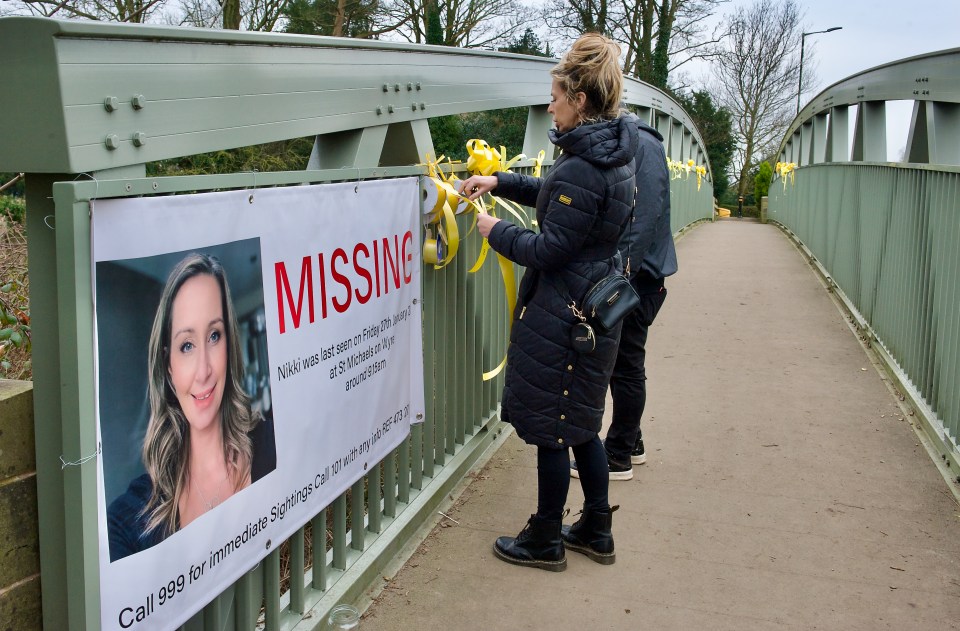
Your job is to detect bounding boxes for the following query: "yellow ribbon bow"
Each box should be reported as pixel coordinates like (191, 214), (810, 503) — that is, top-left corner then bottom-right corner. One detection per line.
(695, 165), (707, 191)
(421, 154), (475, 269)
(775, 162), (797, 191)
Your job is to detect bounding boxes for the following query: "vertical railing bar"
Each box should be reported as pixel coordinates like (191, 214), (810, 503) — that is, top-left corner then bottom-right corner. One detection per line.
(384, 449), (398, 517)
(899, 168), (914, 376)
(464, 214), (480, 431)
(311, 509), (328, 591)
(422, 266), (436, 479)
(410, 423), (423, 491)
(489, 254), (500, 406)
(264, 547), (281, 631)
(920, 170), (935, 400)
(235, 567), (257, 630)
(202, 593), (223, 631)
(332, 495), (347, 570)
(927, 172), (942, 412)
(912, 169), (927, 390)
(290, 527), (305, 614)
(367, 467), (382, 534)
(455, 215), (468, 444)
(399, 433), (413, 500)
(944, 174), (960, 439)
(438, 265), (452, 461)
(350, 478), (365, 551)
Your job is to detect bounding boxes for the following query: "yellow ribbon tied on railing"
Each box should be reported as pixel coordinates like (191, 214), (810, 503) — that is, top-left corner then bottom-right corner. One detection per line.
(695, 165), (707, 191)
(775, 162), (797, 191)
(419, 142), (546, 382)
(667, 158), (707, 190)
(464, 140), (544, 381)
(421, 154), (476, 269)
(667, 157), (686, 180)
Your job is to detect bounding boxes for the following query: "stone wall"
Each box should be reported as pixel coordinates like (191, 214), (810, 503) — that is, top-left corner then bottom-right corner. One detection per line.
(0, 380), (41, 630)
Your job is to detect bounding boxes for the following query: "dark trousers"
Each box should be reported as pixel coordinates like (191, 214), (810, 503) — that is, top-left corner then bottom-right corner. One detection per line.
(603, 278), (667, 463)
(536, 436), (608, 521)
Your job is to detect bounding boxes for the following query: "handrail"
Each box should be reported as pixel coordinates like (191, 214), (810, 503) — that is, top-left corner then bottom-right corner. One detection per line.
(0, 16), (711, 178)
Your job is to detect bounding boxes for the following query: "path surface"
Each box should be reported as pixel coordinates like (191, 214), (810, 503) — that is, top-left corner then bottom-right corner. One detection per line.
(360, 219), (960, 630)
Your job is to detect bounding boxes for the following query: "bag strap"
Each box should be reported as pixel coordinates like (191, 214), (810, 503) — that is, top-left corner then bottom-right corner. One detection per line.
(541, 273), (580, 319)
(623, 185), (637, 277)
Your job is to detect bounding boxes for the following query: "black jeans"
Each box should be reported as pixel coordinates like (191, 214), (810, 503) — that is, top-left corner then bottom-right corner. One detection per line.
(604, 277), (667, 464)
(536, 436), (609, 521)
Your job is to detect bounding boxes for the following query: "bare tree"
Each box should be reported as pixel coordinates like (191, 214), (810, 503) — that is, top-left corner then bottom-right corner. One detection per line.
(13, 0), (167, 22)
(713, 0), (810, 196)
(169, 0), (297, 31)
(546, 0), (612, 37)
(546, 0), (726, 88)
(378, 0), (533, 48)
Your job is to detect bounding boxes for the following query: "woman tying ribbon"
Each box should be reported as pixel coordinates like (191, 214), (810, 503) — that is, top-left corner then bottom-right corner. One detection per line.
(459, 33), (638, 571)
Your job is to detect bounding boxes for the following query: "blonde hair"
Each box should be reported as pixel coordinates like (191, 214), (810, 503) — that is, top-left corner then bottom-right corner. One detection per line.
(141, 253), (257, 538)
(550, 33), (624, 123)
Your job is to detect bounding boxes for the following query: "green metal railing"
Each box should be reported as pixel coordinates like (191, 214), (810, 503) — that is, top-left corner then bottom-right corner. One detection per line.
(0, 16), (714, 630)
(770, 47), (960, 484)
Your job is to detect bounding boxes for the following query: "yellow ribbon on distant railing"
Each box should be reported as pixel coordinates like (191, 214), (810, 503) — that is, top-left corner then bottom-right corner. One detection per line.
(695, 165), (707, 191)
(667, 157), (686, 180)
(668, 158), (707, 190)
(775, 162), (797, 191)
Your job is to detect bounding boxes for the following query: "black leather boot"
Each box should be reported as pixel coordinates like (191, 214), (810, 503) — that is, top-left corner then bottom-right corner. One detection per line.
(560, 505), (618, 565)
(493, 514), (567, 572)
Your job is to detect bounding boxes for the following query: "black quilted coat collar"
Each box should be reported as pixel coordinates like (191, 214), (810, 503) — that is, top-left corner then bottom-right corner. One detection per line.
(548, 116), (639, 168)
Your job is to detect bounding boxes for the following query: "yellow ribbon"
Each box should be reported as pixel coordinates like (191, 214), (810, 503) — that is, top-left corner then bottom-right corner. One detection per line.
(421, 153), (490, 269)
(420, 142), (545, 382)
(775, 162), (797, 190)
(463, 140), (537, 381)
(667, 157), (707, 190)
(667, 157), (686, 180)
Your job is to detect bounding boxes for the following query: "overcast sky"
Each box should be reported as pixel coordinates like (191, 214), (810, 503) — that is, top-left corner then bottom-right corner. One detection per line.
(688, 0), (960, 160)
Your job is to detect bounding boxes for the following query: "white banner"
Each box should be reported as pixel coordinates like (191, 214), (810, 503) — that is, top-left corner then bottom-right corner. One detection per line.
(91, 178), (425, 630)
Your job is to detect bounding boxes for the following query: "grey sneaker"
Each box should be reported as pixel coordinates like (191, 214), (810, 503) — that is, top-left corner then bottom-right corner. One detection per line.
(631, 438), (647, 465)
(570, 457), (633, 481)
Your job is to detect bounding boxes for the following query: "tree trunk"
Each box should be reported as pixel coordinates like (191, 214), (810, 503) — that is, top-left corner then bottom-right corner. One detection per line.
(333, 0), (347, 36)
(222, 0), (241, 29)
(426, 0), (442, 45)
(650, 0), (671, 88)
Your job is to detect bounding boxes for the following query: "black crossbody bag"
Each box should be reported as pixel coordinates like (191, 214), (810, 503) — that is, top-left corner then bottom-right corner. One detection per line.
(549, 205), (642, 353)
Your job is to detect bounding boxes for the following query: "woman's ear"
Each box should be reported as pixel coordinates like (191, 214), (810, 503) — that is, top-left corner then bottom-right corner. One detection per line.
(575, 91), (588, 116)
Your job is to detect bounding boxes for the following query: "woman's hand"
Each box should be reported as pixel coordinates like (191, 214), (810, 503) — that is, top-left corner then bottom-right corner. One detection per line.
(475, 208), (501, 239)
(458, 175), (500, 237)
(458, 175), (497, 201)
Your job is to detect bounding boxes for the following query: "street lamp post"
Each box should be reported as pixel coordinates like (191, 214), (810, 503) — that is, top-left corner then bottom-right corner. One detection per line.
(797, 26), (842, 114)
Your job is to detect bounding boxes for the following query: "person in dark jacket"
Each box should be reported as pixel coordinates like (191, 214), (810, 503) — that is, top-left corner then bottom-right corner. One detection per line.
(459, 33), (638, 571)
(573, 113), (677, 481)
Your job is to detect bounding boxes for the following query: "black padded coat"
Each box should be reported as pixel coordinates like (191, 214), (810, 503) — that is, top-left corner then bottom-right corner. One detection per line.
(487, 116), (639, 449)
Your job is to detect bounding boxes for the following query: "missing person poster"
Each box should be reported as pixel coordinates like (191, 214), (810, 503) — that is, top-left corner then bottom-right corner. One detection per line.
(91, 178), (425, 630)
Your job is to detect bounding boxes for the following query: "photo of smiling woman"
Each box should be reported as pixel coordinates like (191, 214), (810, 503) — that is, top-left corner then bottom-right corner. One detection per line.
(105, 251), (276, 562)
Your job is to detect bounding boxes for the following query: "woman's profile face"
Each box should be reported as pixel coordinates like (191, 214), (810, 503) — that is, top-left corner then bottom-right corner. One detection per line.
(548, 79), (582, 132)
(167, 273), (228, 435)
